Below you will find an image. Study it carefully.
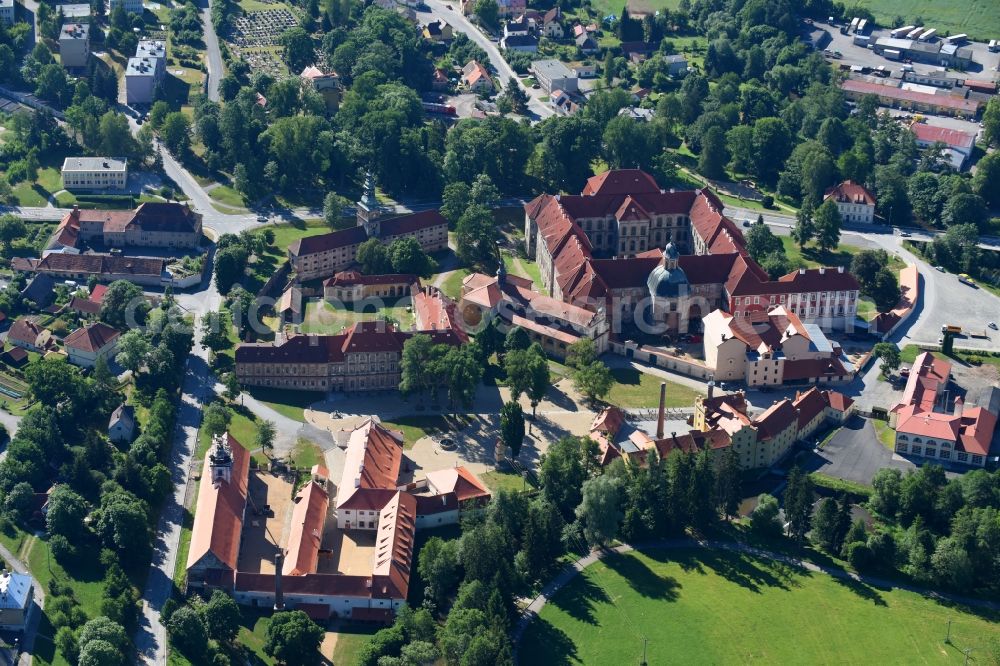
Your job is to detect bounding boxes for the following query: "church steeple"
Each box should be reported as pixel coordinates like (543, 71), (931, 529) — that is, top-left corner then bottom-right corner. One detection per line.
(356, 170), (382, 238)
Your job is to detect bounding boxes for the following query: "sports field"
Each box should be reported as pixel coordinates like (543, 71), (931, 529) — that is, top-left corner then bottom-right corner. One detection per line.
(520, 548), (999, 665)
(849, 0), (1000, 41)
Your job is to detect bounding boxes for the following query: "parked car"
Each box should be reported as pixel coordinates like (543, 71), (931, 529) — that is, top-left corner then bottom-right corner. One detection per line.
(899, 231), (911, 237)
(935, 265), (945, 272)
(742, 219), (752, 227)
(989, 321), (998, 330)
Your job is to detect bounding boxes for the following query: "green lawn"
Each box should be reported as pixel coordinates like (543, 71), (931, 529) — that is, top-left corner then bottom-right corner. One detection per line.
(848, 0), (1000, 41)
(606, 367), (702, 409)
(502, 250), (543, 290)
(290, 438), (323, 469)
(246, 386), (322, 422)
(300, 299), (415, 334)
(381, 414), (472, 449)
(780, 237), (905, 273)
(438, 267), (473, 300)
(873, 419), (897, 451)
(855, 296), (877, 322)
(208, 184), (246, 209)
(480, 469), (536, 493)
(521, 548), (1000, 666)
(332, 624), (379, 665)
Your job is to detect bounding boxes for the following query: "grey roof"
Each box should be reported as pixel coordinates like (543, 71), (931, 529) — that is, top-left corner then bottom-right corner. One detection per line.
(647, 262), (688, 298)
(532, 59), (575, 80)
(110, 403), (136, 426)
(803, 324), (833, 353)
(60, 22), (88, 39)
(136, 39), (165, 59)
(0, 572), (32, 611)
(62, 156), (127, 172)
(21, 274), (55, 306)
(664, 54), (687, 64)
(0, 0), (14, 8)
(56, 3), (92, 17)
(126, 57), (158, 76)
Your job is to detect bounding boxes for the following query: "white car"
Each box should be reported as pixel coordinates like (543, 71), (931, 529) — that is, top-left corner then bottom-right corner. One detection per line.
(989, 322), (998, 330)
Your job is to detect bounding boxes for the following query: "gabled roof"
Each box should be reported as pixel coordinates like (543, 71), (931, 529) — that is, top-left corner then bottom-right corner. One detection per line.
(752, 399), (798, 441)
(187, 434), (251, 572)
(823, 180), (876, 206)
(336, 419), (404, 510)
(64, 322), (120, 353)
(323, 271), (417, 288)
(909, 123), (975, 150)
(582, 169), (661, 196)
(283, 481), (330, 576)
(8, 317), (44, 346)
(372, 491), (416, 600)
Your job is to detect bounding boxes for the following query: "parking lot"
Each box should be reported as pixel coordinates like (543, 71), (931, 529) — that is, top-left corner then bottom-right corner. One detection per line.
(799, 415), (915, 485)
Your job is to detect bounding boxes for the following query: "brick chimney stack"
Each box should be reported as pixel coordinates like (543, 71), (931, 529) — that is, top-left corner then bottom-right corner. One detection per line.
(656, 382), (666, 439)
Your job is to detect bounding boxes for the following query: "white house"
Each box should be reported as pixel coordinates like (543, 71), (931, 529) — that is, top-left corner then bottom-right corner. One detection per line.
(61, 157), (127, 191)
(822, 180), (876, 224)
(63, 322), (121, 368)
(0, 571), (34, 630)
(108, 404), (136, 444)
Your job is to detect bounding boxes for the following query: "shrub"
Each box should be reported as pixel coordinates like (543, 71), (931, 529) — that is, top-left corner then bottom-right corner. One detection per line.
(761, 194), (774, 208)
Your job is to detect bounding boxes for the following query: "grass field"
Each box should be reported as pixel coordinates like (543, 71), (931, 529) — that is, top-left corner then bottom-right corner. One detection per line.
(380, 414), (473, 448)
(246, 386), (322, 422)
(606, 367), (702, 409)
(848, 0), (1000, 42)
(521, 547), (1000, 665)
(208, 184), (246, 209)
(780, 237), (906, 273)
(438, 267), (473, 300)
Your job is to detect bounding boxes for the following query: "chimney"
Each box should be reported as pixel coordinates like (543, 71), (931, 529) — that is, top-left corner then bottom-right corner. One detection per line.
(819, 267), (826, 275)
(274, 552), (285, 611)
(838, 266), (844, 273)
(656, 382), (666, 439)
(799, 268), (805, 275)
(707, 380), (715, 399)
(954, 395), (964, 416)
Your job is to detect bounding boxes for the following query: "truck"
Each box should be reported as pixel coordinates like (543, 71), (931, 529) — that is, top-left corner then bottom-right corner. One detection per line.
(989, 39), (998, 52)
(857, 18), (868, 34)
(892, 25), (916, 38)
(853, 35), (870, 47)
(906, 26), (924, 39)
(884, 48), (902, 61)
(918, 28), (936, 41)
(947, 33), (968, 44)
(849, 17), (859, 33)
(941, 325), (962, 335)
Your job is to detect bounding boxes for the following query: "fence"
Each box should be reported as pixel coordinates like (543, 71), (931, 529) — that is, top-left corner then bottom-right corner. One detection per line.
(609, 340), (713, 380)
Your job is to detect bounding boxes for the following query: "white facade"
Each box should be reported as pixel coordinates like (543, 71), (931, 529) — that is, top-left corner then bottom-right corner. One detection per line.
(66, 336), (119, 368)
(62, 157), (128, 190)
(832, 199), (874, 224)
(0, 571), (33, 630)
(531, 59), (578, 93)
(125, 58), (160, 104)
(59, 23), (90, 68)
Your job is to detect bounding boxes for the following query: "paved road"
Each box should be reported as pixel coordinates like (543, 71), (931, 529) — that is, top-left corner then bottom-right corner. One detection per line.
(198, 0), (223, 102)
(422, 0), (554, 120)
(133, 276), (222, 665)
(800, 415), (913, 485)
(512, 537), (1000, 655)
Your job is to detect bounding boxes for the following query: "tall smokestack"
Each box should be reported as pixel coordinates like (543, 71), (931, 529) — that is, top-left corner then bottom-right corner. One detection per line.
(707, 380), (715, 400)
(656, 382), (666, 439)
(274, 552), (285, 611)
(954, 395), (964, 416)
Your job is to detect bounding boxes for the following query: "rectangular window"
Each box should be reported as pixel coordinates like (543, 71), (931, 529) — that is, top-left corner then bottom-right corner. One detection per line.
(972, 455), (983, 465)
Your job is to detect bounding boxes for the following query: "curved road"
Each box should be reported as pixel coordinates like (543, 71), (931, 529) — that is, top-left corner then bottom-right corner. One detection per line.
(422, 0), (553, 120)
(513, 537), (1000, 658)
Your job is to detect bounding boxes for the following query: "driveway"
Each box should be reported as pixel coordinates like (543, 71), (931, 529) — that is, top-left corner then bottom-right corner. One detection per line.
(799, 415), (913, 486)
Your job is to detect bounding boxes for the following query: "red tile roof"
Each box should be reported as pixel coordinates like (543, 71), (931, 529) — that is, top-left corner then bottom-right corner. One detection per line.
(322, 271), (418, 288)
(752, 399), (799, 441)
(336, 418), (404, 509)
(425, 467), (491, 502)
(909, 123), (975, 150)
(288, 226), (368, 257)
(187, 434), (251, 573)
(7, 318), (44, 347)
(824, 180), (876, 206)
(380, 210), (447, 237)
(582, 169), (660, 196)
(64, 322), (120, 353)
(841, 79), (980, 114)
(12, 253), (165, 278)
(283, 481), (329, 576)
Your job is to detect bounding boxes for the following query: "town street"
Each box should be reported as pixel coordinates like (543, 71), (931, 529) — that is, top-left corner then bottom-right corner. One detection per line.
(421, 0), (554, 120)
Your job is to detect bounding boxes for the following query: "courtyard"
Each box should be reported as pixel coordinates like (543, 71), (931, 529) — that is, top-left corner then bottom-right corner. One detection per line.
(236, 470), (297, 574)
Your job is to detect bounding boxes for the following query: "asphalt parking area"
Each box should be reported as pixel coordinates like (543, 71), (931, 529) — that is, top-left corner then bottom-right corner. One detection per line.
(800, 415), (914, 485)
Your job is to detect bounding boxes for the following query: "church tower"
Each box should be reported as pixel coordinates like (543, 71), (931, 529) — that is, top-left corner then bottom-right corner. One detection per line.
(356, 171), (382, 238)
(209, 433), (233, 486)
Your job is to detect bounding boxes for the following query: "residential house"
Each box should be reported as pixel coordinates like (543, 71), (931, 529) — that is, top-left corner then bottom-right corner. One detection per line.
(620, 41), (655, 63)
(503, 14), (532, 37)
(823, 180), (876, 224)
(889, 352), (997, 468)
(550, 89), (583, 115)
(0, 0), (14, 25)
(7, 318), (51, 352)
(59, 23), (90, 68)
(575, 33), (598, 54)
(540, 7), (563, 38)
(461, 60), (494, 93)
(108, 404), (137, 444)
(323, 272), (417, 304)
(185, 433), (251, 589)
(235, 321), (463, 392)
(664, 54), (688, 76)
(61, 157), (127, 191)
(701, 307), (854, 387)
(0, 571), (34, 630)
(500, 33), (538, 52)
(909, 122), (976, 170)
(431, 67), (450, 91)
(423, 19), (452, 41)
(619, 105), (654, 122)
(572, 62), (597, 78)
(531, 59), (578, 93)
(495, 0), (525, 17)
(20, 274), (55, 308)
(63, 321), (120, 368)
(1, 347), (28, 368)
